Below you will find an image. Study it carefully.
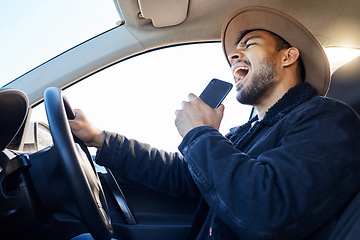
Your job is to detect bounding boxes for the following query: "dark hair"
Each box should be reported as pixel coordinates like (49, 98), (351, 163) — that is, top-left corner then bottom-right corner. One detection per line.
(236, 29), (305, 82)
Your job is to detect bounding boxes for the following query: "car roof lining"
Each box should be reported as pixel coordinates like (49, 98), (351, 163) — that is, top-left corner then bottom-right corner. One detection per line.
(116, 0), (360, 49)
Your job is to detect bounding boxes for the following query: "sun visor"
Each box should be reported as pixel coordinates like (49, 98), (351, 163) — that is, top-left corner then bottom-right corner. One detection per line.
(138, 0), (189, 27)
(0, 89), (29, 150)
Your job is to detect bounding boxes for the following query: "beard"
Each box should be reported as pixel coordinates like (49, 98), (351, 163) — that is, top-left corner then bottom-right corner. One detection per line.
(236, 59), (278, 106)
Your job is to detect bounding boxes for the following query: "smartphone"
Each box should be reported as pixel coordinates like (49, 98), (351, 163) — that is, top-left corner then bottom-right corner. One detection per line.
(199, 78), (233, 109)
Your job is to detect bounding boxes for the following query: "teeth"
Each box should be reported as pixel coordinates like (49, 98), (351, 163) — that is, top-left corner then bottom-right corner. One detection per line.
(233, 66), (249, 80)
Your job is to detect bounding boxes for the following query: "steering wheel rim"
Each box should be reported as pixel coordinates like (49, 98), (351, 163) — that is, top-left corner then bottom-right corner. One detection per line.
(44, 87), (112, 240)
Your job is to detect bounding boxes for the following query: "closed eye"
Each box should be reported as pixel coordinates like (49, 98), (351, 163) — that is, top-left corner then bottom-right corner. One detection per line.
(245, 43), (256, 49)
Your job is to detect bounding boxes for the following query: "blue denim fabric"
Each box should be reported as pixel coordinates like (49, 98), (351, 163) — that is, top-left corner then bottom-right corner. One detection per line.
(178, 84), (360, 239)
(96, 83), (360, 239)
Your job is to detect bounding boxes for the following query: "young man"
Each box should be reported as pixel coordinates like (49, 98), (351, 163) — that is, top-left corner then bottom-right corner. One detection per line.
(70, 6), (360, 240)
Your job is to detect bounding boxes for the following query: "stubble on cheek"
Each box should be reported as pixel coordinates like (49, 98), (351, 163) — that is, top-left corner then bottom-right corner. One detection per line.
(236, 59), (277, 106)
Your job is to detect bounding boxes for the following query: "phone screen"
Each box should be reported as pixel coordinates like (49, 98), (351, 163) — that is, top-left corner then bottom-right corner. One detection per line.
(199, 78), (233, 108)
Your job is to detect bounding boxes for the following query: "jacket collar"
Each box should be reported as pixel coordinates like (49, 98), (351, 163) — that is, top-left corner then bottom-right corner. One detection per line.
(261, 82), (318, 125)
(229, 82), (318, 135)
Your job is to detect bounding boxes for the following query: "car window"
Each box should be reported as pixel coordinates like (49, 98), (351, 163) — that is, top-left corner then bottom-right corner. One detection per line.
(0, 0), (119, 86)
(30, 43), (252, 152)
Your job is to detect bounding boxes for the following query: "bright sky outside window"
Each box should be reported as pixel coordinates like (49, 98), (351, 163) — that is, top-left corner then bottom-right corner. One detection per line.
(0, 0), (119, 86)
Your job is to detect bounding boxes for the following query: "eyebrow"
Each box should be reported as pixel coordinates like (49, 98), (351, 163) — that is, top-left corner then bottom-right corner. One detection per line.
(236, 35), (262, 47)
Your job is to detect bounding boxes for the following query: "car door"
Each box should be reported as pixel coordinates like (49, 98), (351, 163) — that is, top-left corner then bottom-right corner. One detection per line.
(28, 42), (252, 239)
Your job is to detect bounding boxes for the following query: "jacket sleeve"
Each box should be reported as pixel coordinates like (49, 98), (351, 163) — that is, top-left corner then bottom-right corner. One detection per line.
(178, 99), (360, 239)
(95, 131), (200, 198)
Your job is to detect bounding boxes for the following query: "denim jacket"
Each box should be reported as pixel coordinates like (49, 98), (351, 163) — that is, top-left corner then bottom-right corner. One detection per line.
(96, 83), (360, 239)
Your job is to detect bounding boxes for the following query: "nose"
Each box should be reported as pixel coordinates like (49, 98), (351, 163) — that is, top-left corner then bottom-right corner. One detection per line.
(228, 49), (244, 64)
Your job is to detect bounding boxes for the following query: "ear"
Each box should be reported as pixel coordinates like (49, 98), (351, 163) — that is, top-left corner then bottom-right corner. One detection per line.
(281, 47), (300, 67)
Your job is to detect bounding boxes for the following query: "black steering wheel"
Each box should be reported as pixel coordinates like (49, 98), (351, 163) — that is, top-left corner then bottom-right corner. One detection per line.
(43, 87), (112, 240)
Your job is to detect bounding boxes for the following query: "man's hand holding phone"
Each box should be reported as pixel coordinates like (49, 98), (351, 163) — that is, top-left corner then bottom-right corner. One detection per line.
(175, 79), (232, 137)
(175, 93), (225, 137)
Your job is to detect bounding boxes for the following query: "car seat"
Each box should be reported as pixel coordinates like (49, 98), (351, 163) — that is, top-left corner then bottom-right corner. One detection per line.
(326, 56), (360, 239)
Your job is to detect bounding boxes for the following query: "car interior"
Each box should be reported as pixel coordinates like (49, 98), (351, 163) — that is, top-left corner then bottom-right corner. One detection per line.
(1, 0), (360, 239)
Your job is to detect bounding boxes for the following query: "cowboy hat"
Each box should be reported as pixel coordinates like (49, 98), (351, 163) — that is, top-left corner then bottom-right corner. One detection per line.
(221, 6), (330, 96)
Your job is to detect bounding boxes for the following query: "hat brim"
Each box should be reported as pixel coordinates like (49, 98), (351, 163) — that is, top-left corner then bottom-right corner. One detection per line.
(221, 6), (330, 96)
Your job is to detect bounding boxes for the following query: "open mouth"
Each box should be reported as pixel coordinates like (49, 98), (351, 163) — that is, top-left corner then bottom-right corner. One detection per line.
(233, 66), (249, 83)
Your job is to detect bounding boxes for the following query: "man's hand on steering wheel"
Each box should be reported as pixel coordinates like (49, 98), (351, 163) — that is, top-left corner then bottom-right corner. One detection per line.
(68, 109), (105, 149)
(44, 87), (112, 240)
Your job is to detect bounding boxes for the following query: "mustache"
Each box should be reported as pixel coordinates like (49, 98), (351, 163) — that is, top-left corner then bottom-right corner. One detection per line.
(234, 59), (251, 68)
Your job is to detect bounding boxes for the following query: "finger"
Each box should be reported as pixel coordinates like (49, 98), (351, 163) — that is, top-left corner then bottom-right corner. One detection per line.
(188, 93), (198, 101)
(217, 104), (225, 111)
(215, 104), (225, 119)
(216, 104), (225, 114)
(73, 109), (84, 120)
(73, 108), (82, 114)
(180, 101), (187, 108)
(68, 118), (80, 131)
